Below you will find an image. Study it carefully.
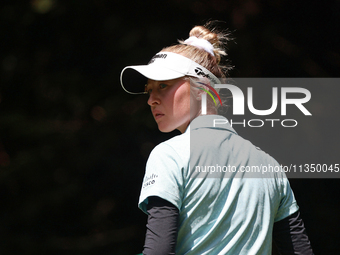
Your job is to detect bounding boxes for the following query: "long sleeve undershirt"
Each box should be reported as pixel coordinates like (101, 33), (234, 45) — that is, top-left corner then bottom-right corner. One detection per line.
(143, 196), (314, 255)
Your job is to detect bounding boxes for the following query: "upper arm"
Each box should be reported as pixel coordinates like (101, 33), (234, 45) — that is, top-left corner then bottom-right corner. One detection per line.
(139, 143), (185, 214)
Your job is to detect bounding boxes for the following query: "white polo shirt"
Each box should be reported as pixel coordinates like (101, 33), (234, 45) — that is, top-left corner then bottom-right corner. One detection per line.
(139, 115), (299, 255)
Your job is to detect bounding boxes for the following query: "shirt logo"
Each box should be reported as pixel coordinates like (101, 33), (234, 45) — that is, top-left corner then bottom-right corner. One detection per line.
(142, 173), (158, 188)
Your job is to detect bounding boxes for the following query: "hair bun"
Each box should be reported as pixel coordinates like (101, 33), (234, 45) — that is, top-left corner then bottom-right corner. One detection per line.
(189, 26), (219, 46)
(161, 21), (233, 78)
(189, 23), (231, 65)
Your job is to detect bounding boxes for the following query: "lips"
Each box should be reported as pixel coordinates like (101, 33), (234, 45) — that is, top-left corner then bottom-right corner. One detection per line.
(152, 110), (164, 120)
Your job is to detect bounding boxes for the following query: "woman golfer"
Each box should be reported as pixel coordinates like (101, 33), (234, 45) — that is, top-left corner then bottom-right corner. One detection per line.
(120, 23), (313, 255)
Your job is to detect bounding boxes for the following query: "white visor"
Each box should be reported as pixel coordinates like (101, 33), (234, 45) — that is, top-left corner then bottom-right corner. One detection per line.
(120, 52), (221, 94)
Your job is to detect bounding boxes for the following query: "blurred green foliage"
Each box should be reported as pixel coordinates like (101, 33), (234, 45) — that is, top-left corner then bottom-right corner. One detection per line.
(0, 0), (339, 254)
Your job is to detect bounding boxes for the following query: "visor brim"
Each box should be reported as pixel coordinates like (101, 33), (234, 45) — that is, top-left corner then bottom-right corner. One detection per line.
(120, 65), (186, 94)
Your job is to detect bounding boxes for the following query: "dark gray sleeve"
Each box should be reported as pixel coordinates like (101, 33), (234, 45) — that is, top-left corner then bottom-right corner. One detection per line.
(143, 196), (179, 255)
(273, 210), (314, 255)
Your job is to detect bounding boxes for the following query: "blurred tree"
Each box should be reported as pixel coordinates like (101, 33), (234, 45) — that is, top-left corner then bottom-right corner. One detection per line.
(0, 0), (339, 254)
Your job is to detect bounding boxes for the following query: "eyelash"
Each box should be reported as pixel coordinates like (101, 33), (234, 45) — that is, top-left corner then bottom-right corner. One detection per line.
(146, 83), (168, 94)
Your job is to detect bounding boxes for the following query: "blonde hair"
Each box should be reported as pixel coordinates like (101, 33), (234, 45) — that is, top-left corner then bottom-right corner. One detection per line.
(161, 21), (233, 78)
(161, 22), (233, 116)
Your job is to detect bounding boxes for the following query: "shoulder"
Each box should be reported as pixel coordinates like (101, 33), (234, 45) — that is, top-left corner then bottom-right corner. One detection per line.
(153, 129), (189, 152)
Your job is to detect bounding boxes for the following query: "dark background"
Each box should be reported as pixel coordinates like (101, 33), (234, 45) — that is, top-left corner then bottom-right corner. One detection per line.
(1, 0), (339, 254)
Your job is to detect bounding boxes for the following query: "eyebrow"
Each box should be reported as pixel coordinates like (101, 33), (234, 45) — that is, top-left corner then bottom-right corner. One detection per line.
(144, 84), (149, 92)
(144, 80), (158, 91)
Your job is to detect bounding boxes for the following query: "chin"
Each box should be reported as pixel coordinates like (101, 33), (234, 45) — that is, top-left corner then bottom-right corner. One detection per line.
(157, 123), (176, 133)
(158, 126), (175, 133)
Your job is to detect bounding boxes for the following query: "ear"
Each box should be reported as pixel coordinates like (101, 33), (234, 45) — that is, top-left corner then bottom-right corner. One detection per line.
(196, 87), (205, 101)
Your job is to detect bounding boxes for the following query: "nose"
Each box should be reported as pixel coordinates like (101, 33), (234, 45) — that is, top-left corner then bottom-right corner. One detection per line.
(147, 90), (160, 106)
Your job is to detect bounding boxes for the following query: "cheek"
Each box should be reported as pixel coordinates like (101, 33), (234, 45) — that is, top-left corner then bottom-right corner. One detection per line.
(173, 87), (191, 114)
